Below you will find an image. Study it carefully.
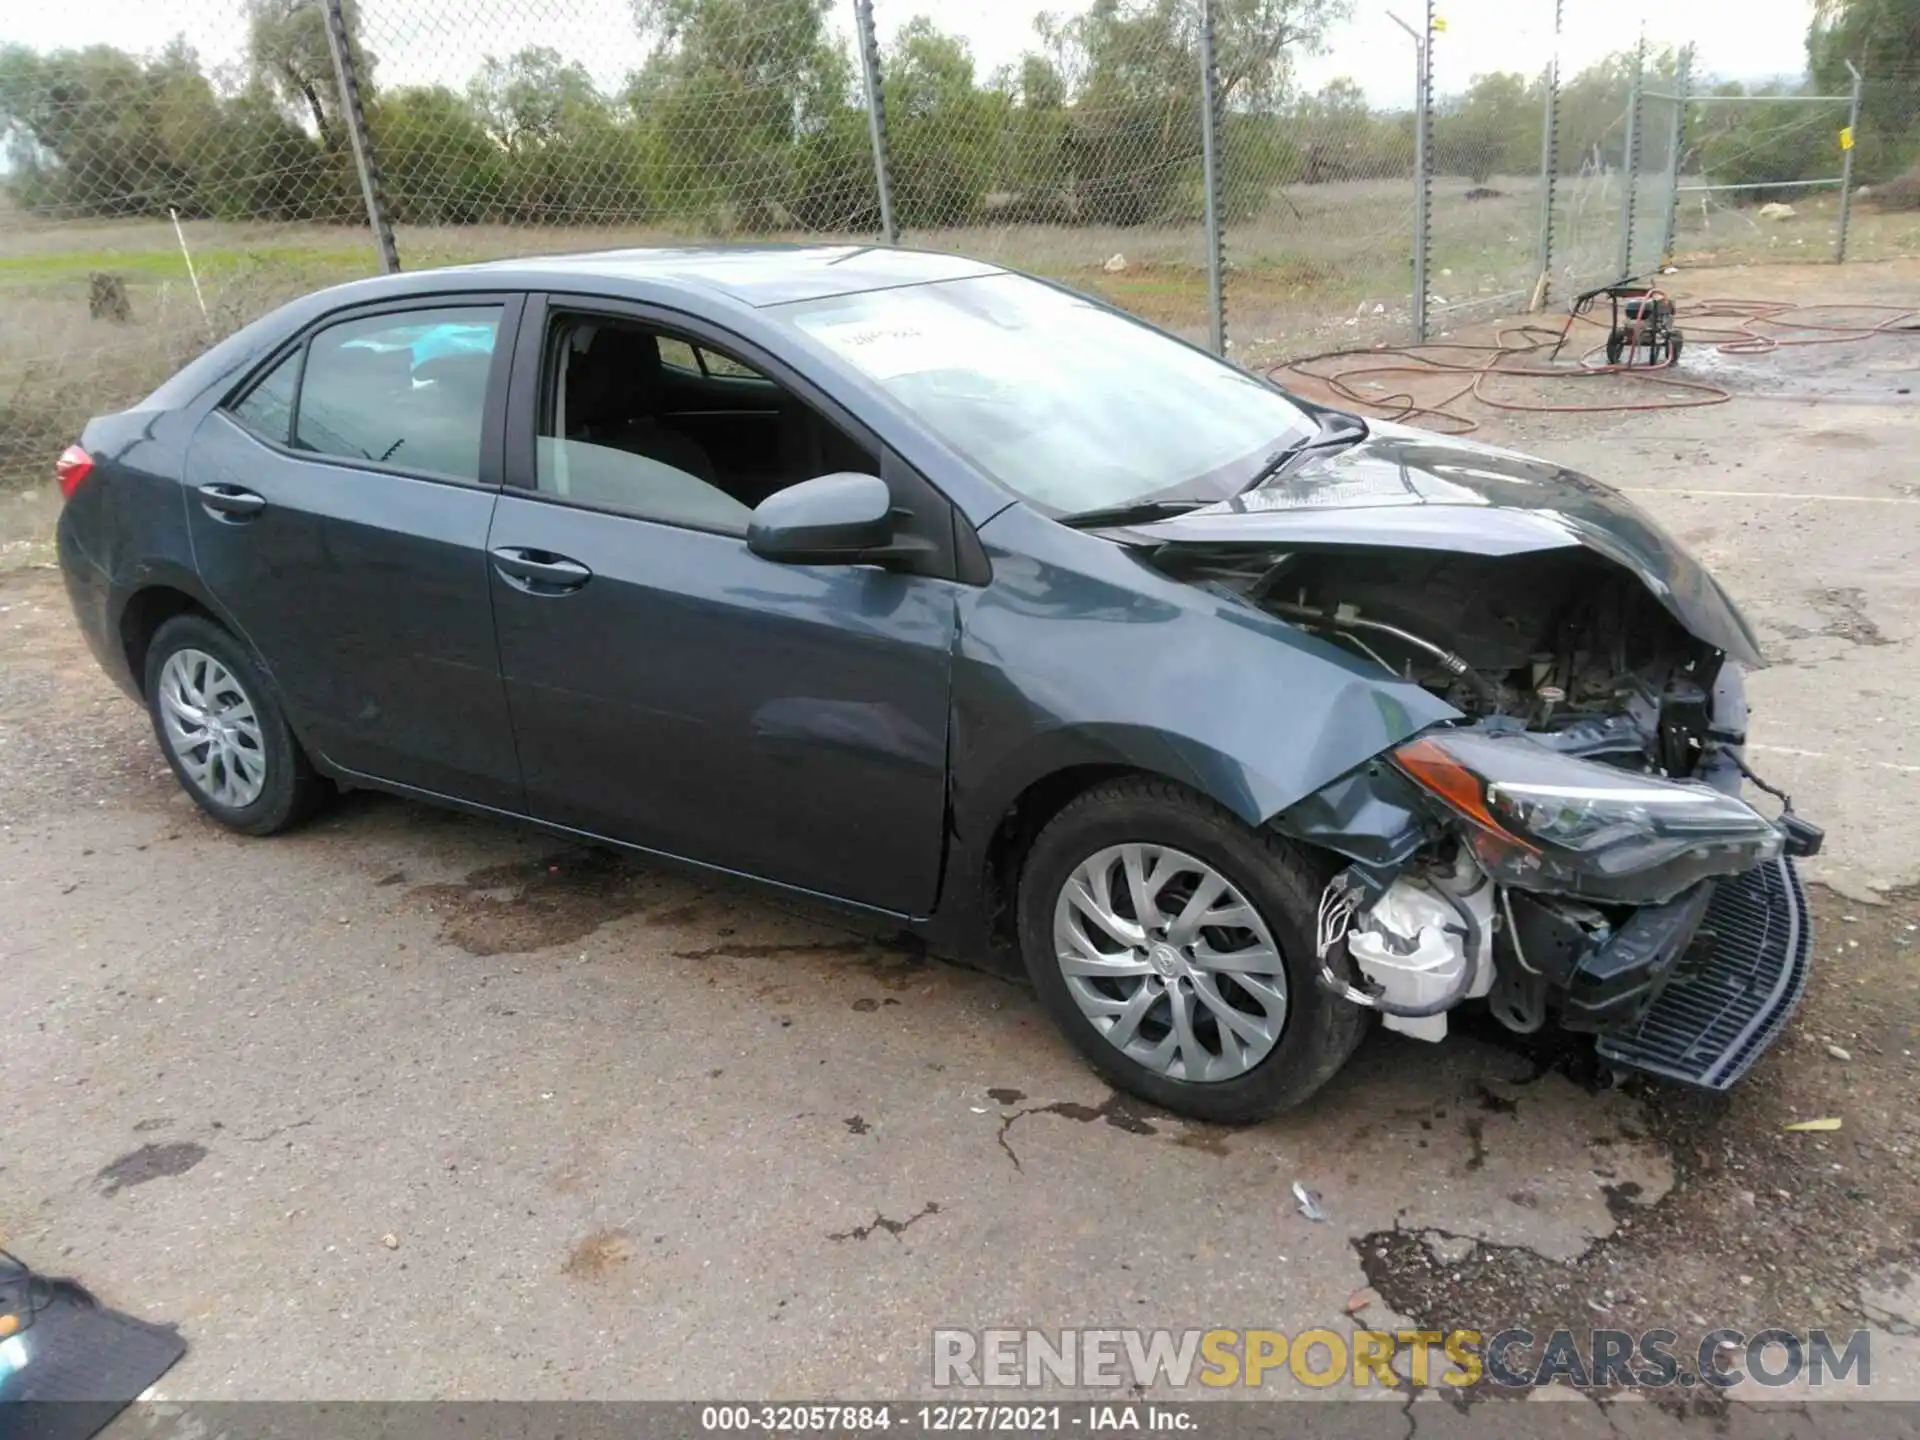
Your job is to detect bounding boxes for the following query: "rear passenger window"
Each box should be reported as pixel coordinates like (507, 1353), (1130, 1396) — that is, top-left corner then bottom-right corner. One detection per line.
(229, 350), (301, 445)
(291, 306), (502, 481)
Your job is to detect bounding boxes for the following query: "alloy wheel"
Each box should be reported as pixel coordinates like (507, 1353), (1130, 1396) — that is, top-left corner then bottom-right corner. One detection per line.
(157, 648), (268, 809)
(1051, 843), (1288, 1083)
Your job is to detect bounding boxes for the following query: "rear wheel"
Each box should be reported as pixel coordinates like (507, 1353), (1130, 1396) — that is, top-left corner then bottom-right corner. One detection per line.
(144, 614), (326, 835)
(1016, 777), (1367, 1123)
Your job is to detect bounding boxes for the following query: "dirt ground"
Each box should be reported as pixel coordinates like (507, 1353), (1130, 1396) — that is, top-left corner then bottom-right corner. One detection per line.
(0, 257), (1916, 1424)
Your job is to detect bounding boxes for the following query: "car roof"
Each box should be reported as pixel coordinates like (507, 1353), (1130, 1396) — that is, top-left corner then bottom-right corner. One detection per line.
(449, 243), (1005, 307)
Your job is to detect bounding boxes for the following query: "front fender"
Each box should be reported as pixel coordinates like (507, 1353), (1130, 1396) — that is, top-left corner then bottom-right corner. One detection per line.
(948, 505), (1462, 855)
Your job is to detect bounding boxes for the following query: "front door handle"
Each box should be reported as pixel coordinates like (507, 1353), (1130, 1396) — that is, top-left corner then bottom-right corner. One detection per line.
(490, 546), (593, 595)
(197, 483), (266, 521)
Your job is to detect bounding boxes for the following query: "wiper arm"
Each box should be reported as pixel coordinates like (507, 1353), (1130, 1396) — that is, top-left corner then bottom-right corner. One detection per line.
(1055, 498), (1212, 530)
(1237, 439), (1314, 496)
(1237, 409), (1370, 495)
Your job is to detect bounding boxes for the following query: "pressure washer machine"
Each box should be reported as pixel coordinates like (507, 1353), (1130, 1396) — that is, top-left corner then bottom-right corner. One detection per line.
(1570, 279), (1685, 367)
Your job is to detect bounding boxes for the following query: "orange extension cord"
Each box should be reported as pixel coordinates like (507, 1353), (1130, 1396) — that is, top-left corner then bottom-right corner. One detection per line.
(1266, 298), (1920, 436)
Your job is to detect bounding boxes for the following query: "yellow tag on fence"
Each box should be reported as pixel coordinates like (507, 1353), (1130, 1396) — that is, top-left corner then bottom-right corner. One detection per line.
(1840, 126), (1855, 150)
(1431, 15), (1448, 31)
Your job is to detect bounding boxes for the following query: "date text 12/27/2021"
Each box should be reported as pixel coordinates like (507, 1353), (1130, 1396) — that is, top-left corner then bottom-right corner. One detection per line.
(699, 1406), (1197, 1434)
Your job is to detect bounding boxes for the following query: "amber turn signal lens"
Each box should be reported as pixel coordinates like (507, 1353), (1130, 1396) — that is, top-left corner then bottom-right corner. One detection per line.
(1393, 735), (1539, 855)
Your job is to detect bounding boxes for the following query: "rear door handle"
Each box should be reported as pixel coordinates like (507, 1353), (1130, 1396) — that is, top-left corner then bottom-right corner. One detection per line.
(197, 483), (266, 521)
(490, 546), (593, 595)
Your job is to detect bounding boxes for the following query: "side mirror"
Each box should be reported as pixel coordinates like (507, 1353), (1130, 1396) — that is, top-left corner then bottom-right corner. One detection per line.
(748, 472), (895, 566)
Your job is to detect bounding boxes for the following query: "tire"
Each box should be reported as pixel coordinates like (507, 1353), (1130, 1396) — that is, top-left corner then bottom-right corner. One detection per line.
(1015, 777), (1368, 1124)
(1604, 329), (1626, 366)
(144, 614), (327, 836)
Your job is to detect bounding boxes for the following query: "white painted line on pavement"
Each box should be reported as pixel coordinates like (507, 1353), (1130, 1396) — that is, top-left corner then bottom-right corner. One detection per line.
(1622, 488), (1920, 504)
(1748, 742), (1920, 775)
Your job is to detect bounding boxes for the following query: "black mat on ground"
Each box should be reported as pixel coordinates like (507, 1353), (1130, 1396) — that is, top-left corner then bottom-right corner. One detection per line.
(0, 1265), (186, 1440)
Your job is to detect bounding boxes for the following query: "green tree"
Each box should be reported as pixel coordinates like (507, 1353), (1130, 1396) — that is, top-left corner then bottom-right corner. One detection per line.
(786, 101), (881, 232)
(468, 47), (600, 153)
(1019, 52), (1067, 111)
(245, 0), (372, 149)
(372, 85), (503, 223)
(1035, 0), (1349, 225)
(0, 39), (340, 219)
(1692, 79), (1841, 199)
(1809, 0), (1920, 178)
(461, 46), (646, 224)
(628, 0), (856, 228)
(210, 82), (342, 220)
(1053, 0), (1199, 224)
(1275, 76), (1411, 184)
(1213, 0), (1348, 110)
(1436, 71), (1535, 183)
(983, 51), (1074, 219)
(884, 16), (996, 226)
(0, 45), (187, 213)
(1553, 47), (1678, 176)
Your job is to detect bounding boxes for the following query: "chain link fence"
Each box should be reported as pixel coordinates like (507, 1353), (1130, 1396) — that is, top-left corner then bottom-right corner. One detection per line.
(1424, 0), (1556, 329)
(867, 0), (1212, 341)
(0, 0), (375, 489)
(4, 0), (1917, 486)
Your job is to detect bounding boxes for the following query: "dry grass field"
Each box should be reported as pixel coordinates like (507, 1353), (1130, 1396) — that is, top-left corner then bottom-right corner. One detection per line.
(3, 174), (1915, 486)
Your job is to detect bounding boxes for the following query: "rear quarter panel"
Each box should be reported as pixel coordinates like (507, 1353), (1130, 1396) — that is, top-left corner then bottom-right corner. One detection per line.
(60, 407), (212, 698)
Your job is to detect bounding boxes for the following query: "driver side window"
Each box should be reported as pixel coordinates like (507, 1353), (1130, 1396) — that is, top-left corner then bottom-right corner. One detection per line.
(535, 314), (879, 534)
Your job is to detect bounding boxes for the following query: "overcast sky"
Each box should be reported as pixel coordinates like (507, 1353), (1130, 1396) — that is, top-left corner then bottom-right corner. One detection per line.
(3, 0), (1818, 107)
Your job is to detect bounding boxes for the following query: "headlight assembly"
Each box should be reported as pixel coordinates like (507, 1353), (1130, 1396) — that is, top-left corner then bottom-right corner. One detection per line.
(1393, 729), (1784, 904)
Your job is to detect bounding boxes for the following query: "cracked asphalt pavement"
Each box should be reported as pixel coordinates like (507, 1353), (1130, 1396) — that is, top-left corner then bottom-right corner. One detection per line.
(0, 260), (1916, 1424)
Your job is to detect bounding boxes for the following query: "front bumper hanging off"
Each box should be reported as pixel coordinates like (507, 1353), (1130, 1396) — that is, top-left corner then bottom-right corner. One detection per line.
(1285, 729), (1816, 1091)
(1589, 857), (1812, 1090)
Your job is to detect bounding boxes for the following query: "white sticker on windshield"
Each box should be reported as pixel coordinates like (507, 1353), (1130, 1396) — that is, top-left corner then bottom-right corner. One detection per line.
(800, 309), (1018, 381)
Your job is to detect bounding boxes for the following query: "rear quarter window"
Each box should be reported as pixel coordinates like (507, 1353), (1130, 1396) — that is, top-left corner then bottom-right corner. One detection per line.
(227, 350), (301, 445)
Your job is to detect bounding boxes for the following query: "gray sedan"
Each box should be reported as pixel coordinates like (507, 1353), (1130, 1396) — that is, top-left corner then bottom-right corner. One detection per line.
(54, 245), (1817, 1121)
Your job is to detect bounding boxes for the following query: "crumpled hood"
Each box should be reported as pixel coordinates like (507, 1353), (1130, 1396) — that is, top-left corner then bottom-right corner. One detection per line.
(1121, 419), (1764, 666)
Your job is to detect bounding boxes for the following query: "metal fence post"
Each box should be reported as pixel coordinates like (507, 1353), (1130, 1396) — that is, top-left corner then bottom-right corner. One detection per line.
(323, 0), (399, 275)
(1615, 34), (1645, 279)
(1199, 0), (1226, 357)
(1412, 1), (1433, 342)
(1658, 47), (1692, 266)
(1836, 59), (1863, 262)
(1532, 0), (1562, 310)
(852, 0), (899, 245)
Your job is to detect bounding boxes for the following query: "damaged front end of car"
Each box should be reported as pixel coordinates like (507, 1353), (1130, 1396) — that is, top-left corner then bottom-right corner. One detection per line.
(1133, 435), (1823, 1089)
(1283, 725), (1818, 1089)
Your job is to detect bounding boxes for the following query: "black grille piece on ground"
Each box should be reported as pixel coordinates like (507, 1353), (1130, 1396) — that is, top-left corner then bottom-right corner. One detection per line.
(1594, 857), (1811, 1089)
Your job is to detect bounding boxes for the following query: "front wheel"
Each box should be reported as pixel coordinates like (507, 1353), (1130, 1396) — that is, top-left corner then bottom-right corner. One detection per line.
(1016, 777), (1367, 1124)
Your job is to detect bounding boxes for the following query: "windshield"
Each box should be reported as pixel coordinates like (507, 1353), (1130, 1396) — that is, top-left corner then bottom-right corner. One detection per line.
(777, 273), (1313, 514)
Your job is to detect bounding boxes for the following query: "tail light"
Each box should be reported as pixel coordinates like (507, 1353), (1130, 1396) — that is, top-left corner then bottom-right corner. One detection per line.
(55, 444), (94, 499)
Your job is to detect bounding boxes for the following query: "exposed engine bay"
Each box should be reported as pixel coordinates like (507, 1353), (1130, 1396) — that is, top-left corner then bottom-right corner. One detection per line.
(1145, 537), (1819, 1084)
(1166, 545), (1728, 782)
